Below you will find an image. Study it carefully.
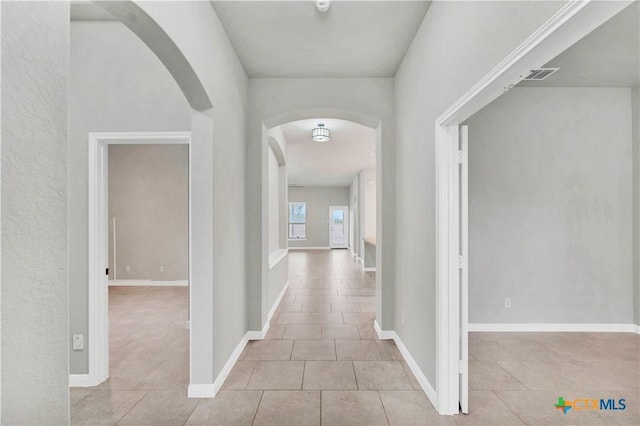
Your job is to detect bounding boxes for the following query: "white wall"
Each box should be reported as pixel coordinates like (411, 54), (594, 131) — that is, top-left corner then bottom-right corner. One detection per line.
(268, 146), (280, 254)
(467, 87), (633, 324)
(349, 175), (359, 255)
(395, 0), (566, 386)
(108, 144), (189, 281)
(288, 186), (350, 248)
(1, 2), (69, 423)
(633, 87), (639, 326)
(70, 20), (191, 374)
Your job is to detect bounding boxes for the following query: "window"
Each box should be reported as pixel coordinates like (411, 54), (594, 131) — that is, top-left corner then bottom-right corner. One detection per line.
(288, 202), (306, 239)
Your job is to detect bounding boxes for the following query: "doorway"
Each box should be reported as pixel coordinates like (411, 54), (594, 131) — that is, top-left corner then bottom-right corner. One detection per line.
(329, 206), (349, 248)
(85, 131), (191, 386)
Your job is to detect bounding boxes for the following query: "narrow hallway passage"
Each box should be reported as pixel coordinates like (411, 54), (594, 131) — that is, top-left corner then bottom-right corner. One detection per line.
(191, 249), (445, 425)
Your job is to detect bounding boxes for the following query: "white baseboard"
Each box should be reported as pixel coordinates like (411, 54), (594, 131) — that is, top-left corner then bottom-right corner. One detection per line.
(109, 279), (188, 287)
(634, 324), (640, 334)
(268, 249), (288, 270)
(468, 323), (639, 333)
(363, 267), (376, 272)
(69, 374), (94, 387)
(188, 383), (217, 398)
(288, 246), (330, 250)
(267, 281), (289, 324)
(373, 320), (438, 411)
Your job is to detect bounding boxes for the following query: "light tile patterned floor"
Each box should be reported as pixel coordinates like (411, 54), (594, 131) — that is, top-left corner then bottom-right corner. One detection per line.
(71, 249), (639, 425)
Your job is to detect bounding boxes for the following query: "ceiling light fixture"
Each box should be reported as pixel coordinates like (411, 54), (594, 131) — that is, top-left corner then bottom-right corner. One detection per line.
(312, 124), (330, 143)
(315, 0), (331, 13)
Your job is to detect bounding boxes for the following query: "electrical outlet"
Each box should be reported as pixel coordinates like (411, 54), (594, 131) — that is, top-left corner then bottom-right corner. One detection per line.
(73, 334), (84, 351)
(401, 313), (406, 326)
(125, 265), (131, 272)
(160, 265), (164, 272)
(504, 297), (511, 308)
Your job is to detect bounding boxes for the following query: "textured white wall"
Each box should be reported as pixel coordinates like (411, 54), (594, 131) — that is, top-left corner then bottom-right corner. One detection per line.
(362, 168), (376, 238)
(1, 2), (69, 423)
(467, 87), (633, 324)
(70, 21), (191, 374)
(108, 144), (189, 281)
(395, 0), (566, 386)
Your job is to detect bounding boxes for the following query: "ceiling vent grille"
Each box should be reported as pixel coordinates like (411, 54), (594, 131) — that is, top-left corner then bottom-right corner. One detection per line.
(523, 68), (559, 81)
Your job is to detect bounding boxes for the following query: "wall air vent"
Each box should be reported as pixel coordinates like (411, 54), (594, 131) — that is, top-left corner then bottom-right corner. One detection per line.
(523, 68), (559, 81)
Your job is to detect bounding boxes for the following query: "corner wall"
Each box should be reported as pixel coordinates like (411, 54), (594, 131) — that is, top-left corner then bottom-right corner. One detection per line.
(1, 2), (69, 423)
(70, 20), (191, 374)
(394, 0), (567, 386)
(467, 87), (633, 324)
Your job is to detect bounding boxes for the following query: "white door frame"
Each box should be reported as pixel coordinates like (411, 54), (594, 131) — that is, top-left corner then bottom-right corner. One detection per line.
(329, 206), (349, 249)
(79, 131), (191, 387)
(433, 0), (632, 415)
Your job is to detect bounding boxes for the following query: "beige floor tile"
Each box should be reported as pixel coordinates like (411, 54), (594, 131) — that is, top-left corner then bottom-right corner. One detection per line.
(322, 325), (361, 340)
(302, 302), (332, 313)
(276, 312), (345, 325)
(321, 390), (389, 425)
(331, 303), (362, 313)
(303, 361), (358, 390)
(496, 359), (583, 391)
(185, 390), (262, 425)
(222, 360), (257, 390)
(253, 390), (320, 425)
(468, 358), (526, 391)
(357, 324), (378, 339)
(380, 391), (455, 425)
(353, 361), (414, 390)
(343, 312), (376, 325)
(400, 361), (423, 390)
(292, 340), (337, 360)
(455, 391), (524, 425)
(276, 303), (303, 313)
(242, 340), (294, 360)
(283, 324), (322, 340)
(134, 359), (189, 391)
(117, 390), (198, 425)
(336, 340), (382, 360)
(70, 389), (92, 407)
(375, 340), (404, 361)
(264, 323), (286, 339)
(71, 390), (147, 425)
(247, 361), (305, 390)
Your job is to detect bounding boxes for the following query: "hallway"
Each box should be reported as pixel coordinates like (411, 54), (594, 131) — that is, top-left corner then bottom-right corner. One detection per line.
(70, 250), (639, 425)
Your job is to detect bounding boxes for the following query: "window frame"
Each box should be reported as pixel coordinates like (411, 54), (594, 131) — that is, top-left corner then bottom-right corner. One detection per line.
(288, 201), (307, 240)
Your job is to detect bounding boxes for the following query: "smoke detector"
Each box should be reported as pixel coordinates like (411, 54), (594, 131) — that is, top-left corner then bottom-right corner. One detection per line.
(315, 0), (331, 12)
(523, 68), (559, 81)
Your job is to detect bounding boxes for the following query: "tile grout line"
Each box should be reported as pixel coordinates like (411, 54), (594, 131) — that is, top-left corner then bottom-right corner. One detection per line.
(250, 390), (265, 426)
(377, 390), (392, 426)
(114, 390), (150, 425)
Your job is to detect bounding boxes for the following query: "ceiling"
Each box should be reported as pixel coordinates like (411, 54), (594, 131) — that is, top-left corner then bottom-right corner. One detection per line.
(519, 2), (639, 88)
(210, 1), (431, 78)
(280, 118), (375, 187)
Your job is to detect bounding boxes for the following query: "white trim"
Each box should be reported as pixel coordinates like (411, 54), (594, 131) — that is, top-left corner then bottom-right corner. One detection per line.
(373, 321), (438, 411)
(267, 280), (289, 324)
(247, 280), (290, 340)
(432, 0), (632, 415)
(469, 323), (640, 333)
(108, 279), (188, 287)
(288, 246), (330, 250)
(69, 374), (94, 388)
(363, 267), (376, 272)
(187, 384), (217, 399)
(268, 249), (288, 270)
(634, 324), (640, 335)
(81, 131), (192, 389)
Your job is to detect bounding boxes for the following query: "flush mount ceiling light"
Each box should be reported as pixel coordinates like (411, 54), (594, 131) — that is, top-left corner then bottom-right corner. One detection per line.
(312, 124), (330, 143)
(315, 0), (332, 12)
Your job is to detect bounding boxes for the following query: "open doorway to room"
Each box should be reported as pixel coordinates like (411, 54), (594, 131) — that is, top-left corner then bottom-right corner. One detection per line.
(439, 2), (639, 420)
(106, 140), (190, 390)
